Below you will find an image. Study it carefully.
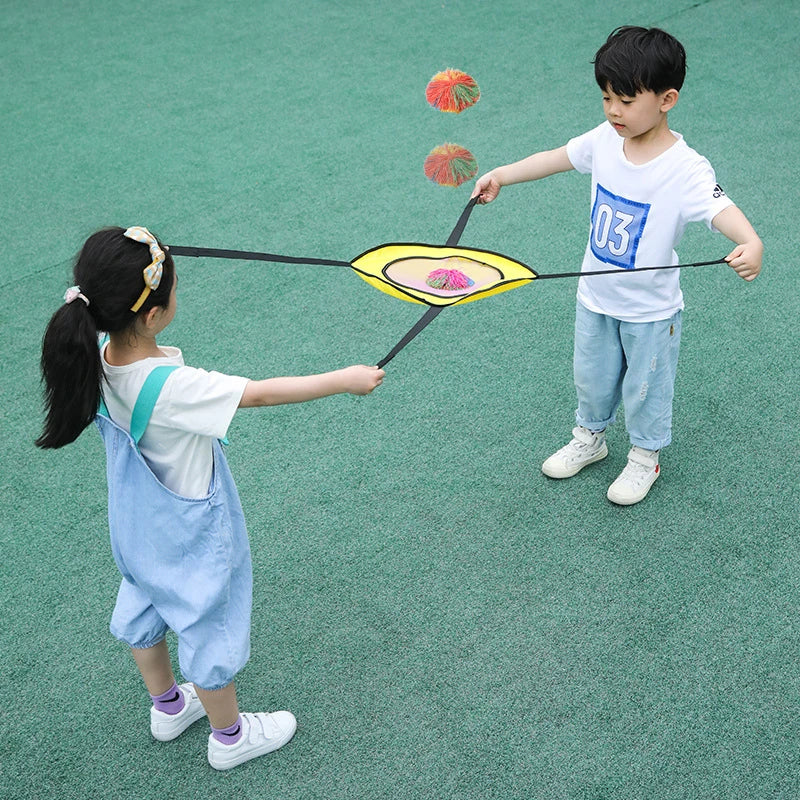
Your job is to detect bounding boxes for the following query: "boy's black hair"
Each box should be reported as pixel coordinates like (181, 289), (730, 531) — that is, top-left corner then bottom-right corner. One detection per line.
(594, 26), (686, 96)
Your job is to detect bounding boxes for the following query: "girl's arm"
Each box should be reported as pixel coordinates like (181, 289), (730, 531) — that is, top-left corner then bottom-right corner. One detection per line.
(472, 145), (574, 204)
(712, 205), (763, 282)
(239, 365), (384, 408)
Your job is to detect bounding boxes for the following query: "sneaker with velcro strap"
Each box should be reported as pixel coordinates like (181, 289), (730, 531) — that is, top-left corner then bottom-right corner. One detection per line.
(541, 426), (608, 479)
(207, 710), (297, 770)
(150, 682), (207, 742)
(606, 445), (660, 505)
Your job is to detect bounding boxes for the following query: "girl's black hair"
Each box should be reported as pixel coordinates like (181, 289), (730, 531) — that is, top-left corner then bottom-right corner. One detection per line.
(594, 26), (687, 97)
(36, 227), (175, 449)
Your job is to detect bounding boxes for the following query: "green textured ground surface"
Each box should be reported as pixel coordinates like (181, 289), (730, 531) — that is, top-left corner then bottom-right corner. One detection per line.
(2, 1), (798, 797)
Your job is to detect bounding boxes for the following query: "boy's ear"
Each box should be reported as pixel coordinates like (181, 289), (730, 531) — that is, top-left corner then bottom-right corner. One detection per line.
(660, 88), (679, 112)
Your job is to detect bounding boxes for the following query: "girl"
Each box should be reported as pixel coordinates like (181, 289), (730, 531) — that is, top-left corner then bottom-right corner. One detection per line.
(37, 226), (384, 770)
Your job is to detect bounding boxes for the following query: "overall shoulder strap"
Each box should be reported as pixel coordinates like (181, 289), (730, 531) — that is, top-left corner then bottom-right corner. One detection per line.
(97, 335), (111, 418)
(130, 365), (180, 445)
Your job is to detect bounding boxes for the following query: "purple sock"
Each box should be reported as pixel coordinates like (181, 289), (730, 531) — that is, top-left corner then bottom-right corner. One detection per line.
(211, 715), (243, 745)
(151, 682), (186, 715)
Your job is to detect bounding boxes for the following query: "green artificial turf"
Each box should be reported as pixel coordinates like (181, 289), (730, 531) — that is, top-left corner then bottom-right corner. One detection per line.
(2, 1), (799, 797)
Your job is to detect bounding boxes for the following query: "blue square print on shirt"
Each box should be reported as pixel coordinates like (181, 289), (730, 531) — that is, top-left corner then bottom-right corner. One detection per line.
(589, 184), (650, 269)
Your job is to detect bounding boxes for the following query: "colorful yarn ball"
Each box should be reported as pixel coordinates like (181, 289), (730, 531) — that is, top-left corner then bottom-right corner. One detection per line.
(425, 268), (474, 291)
(425, 69), (480, 113)
(423, 143), (478, 187)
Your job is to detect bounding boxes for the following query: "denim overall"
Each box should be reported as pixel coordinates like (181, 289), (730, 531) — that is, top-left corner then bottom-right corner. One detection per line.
(95, 366), (252, 690)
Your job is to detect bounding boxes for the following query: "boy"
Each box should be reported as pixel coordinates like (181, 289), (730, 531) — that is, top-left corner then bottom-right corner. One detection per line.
(472, 26), (762, 505)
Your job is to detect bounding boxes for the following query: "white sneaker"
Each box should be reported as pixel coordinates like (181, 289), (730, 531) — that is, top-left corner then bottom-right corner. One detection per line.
(150, 683), (207, 742)
(207, 711), (297, 771)
(607, 446), (660, 505)
(541, 426), (608, 478)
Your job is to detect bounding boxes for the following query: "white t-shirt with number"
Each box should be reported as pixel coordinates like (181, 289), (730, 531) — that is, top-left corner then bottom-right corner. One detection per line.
(566, 121), (733, 322)
(101, 342), (249, 498)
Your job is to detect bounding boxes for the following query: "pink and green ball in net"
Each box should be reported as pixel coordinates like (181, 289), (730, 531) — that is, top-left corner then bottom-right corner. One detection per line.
(425, 268), (475, 291)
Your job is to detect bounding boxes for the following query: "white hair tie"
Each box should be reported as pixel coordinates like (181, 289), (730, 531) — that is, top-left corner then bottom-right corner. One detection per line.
(64, 286), (90, 306)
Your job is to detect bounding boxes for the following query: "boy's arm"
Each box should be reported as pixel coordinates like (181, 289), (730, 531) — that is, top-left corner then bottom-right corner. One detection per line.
(239, 365), (384, 407)
(712, 205), (763, 282)
(472, 145), (574, 204)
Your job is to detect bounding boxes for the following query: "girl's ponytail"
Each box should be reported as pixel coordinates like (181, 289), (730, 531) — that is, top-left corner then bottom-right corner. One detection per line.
(36, 227), (174, 449)
(36, 297), (103, 448)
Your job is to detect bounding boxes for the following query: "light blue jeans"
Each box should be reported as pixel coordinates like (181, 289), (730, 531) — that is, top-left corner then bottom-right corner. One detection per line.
(573, 301), (682, 451)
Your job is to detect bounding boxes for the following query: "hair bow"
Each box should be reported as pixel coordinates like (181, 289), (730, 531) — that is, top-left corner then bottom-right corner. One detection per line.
(124, 226), (166, 312)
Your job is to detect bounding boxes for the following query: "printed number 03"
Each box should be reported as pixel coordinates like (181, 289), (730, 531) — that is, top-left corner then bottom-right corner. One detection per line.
(593, 204), (634, 257)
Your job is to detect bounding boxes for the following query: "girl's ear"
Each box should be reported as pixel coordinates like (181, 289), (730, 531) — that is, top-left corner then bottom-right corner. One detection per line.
(141, 306), (162, 330)
(661, 88), (679, 112)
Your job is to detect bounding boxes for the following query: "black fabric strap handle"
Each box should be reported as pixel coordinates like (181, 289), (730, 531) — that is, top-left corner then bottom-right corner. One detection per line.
(377, 306), (444, 369)
(445, 196), (479, 246)
(535, 257), (727, 280)
(168, 244), (350, 268)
